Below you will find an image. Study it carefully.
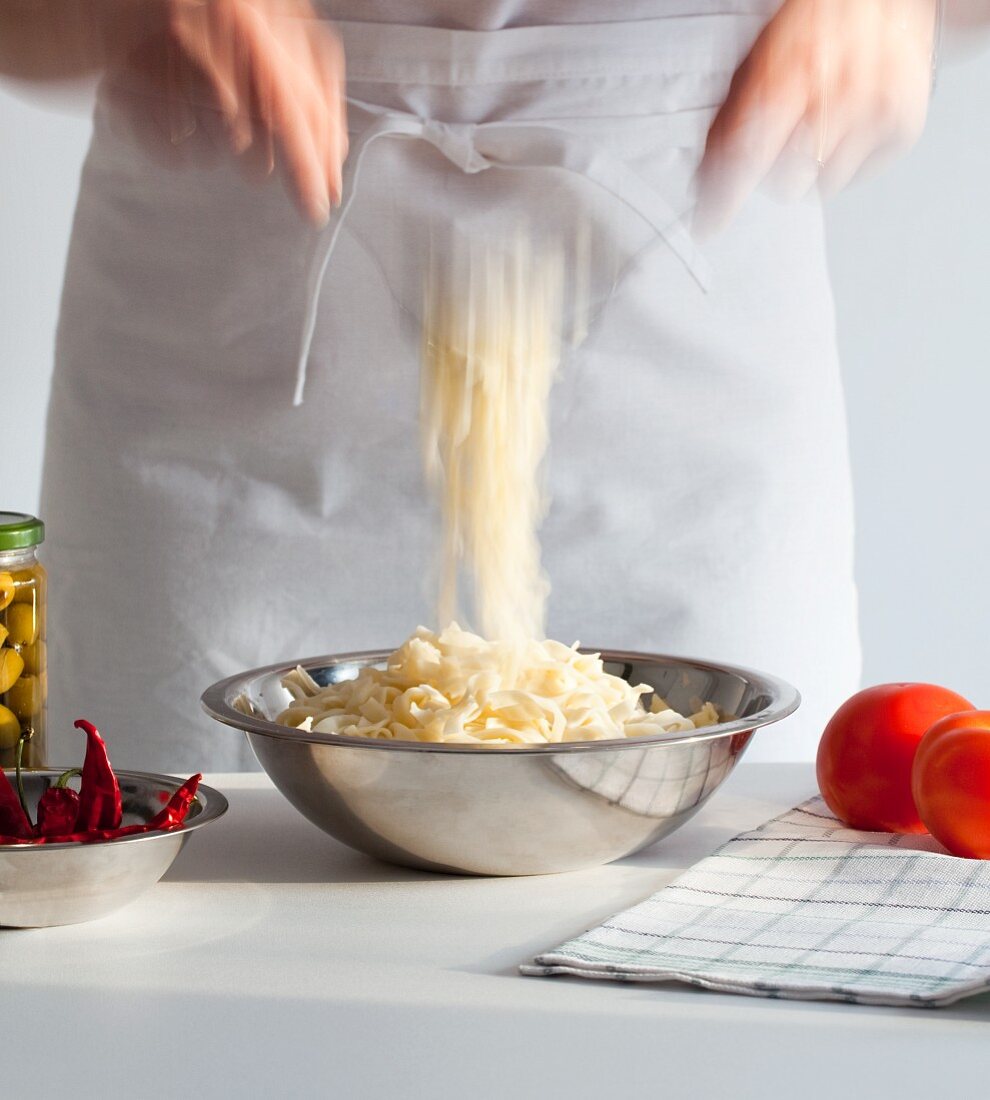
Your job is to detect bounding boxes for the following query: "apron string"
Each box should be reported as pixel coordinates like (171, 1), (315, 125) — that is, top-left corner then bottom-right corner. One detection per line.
(293, 112), (423, 407)
(294, 98), (709, 407)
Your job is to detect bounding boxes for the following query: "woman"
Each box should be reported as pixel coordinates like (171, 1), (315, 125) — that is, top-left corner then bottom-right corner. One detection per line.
(3, 1), (940, 769)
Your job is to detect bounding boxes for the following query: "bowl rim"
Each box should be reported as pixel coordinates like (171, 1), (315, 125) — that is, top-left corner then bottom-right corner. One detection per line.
(201, 647), (801, 755)
(0, 770), (229, 851)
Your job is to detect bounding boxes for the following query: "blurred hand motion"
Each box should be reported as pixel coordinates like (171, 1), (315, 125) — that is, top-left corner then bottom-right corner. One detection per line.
(696, 0), (938, 235)
(122, 0), (347, 224)
(0, 1), (347, 224)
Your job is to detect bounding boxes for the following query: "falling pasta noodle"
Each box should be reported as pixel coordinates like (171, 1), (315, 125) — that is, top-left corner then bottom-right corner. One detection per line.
(278, 231), (717, 744)
(421, 232), (559, 642)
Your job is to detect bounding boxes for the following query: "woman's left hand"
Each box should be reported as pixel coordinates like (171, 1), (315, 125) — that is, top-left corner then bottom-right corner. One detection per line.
(696, 0), (938, 235)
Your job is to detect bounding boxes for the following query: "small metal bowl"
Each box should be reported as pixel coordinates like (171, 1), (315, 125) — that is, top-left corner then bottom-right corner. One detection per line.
(203, 650), (798, 877)
(0, 771), (228, 927)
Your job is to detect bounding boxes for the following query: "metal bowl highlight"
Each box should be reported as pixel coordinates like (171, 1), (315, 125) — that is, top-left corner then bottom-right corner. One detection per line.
(0, 771), (228, 927)
(203, 651), (798, 876)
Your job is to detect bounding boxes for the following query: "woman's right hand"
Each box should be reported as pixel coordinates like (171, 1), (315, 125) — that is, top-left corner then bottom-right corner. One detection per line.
(695, 0), (936, 235)
(111, 0), (347, 225)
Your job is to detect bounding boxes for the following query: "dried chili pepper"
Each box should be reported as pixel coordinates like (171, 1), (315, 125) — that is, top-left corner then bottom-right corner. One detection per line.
(0, 825), (142, 845)
(0, 718), (201, 846)
(0, 768), (33, 840)
(57, 773), (200, 842)
(37, 787), (82, 837)
(73, 718), (122, 831)
(147, 774), (201, 830)
(0, 773), (202, 845)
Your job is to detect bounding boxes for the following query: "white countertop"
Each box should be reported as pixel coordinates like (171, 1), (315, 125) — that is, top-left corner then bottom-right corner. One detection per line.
(4, 764), (987, 1099)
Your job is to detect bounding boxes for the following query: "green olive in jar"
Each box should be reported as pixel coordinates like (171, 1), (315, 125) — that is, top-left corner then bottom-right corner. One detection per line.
(12, 574), (36, 604)
(5, 674), (39, 721)
(5, 602), (37, 647)
(0, 648), (24, 694)
(0, 515), (46, 767)
(21, 639), (46, 677)
(0, 704), (19, 749)
(0, 573), (13, 612)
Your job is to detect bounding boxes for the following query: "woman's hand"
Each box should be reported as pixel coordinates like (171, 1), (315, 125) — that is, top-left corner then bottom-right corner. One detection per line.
(111, 0), (347, 225)
(696, 0), (938, 235)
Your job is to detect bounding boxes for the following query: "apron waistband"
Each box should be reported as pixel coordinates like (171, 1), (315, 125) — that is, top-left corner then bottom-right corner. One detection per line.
(334, 13), (769, 87)
(293, 97), (711, 407)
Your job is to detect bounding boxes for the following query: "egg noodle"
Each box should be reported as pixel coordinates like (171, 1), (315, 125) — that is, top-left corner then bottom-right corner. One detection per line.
(279, 624), (718, 745)
(420, 233), (559, 642)
(278, 233), (717, 744)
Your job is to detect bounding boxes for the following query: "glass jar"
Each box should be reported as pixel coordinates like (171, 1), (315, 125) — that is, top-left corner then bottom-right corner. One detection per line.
(0, 513), (46, 768)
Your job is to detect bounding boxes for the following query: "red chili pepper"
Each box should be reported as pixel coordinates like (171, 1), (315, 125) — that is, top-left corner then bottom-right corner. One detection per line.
(0, 824), (146, 845)
(73, 718), (122, 832)
(0, 769), (33, 840)
(36, 787), (82, 837)
(0, 773), (202, 845)
(148, 774), (201, 830)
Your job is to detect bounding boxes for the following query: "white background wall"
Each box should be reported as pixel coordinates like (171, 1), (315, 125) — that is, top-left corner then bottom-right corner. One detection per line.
(2, 52), (989, 760)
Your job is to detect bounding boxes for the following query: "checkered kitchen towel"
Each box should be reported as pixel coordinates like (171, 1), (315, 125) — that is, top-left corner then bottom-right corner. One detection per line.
(522, 798), (990, 1007)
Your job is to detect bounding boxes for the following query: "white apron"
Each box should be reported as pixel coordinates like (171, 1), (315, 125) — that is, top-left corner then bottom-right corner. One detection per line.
(42, 5), (860, 772)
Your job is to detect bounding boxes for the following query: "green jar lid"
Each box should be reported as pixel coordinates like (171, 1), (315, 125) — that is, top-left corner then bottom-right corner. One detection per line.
(0, 513), (45, 551)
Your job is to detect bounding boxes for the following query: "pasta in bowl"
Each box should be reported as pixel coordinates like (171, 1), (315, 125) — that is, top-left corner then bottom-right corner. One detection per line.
(277, 624), (719, 746)
(202, 645), (798, 876)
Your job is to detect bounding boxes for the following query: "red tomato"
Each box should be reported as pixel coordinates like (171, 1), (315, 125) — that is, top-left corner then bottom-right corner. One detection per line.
(912, 712), (990, 858)
(816, 683), (974, 833)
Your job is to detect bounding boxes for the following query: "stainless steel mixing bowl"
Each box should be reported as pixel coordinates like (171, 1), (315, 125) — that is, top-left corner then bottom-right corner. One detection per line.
(0, 771), (228, 927)
(203, 650), (798, 876)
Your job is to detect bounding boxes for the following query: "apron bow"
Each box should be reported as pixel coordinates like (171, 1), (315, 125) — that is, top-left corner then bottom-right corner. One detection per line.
(422, 119), (489, 174)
